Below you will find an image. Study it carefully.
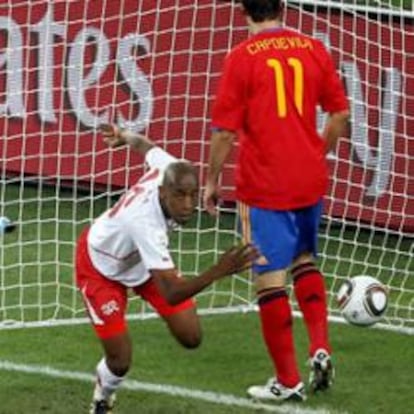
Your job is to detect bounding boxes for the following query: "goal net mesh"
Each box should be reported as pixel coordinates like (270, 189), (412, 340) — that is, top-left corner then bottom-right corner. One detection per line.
(0, 0), (412, 333)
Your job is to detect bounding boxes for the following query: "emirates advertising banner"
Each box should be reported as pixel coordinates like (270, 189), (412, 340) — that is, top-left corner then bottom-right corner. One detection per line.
(0, 1), (412, 232)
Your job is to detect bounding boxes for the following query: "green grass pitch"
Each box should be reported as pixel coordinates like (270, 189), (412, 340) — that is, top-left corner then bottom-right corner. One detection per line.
(0, 313), (413, 413)
(0, 180), (413, 413)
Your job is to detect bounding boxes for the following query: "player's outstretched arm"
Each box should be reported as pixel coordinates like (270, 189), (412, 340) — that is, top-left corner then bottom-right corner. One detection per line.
(99, 123), (155, 157)
(151, 243), (259, 306)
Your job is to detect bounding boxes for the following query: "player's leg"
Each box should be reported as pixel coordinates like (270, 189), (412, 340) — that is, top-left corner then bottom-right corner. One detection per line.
(96, 333), (132, 395)
(134, 278), (202, 348)
(78, 281), (130, 413)
(76, 228), (131, 413)
(291, 200), (333, 392)
(163, 306), (202, 348)
(239, 203), (305, 402)
(292, 254), (330, 358)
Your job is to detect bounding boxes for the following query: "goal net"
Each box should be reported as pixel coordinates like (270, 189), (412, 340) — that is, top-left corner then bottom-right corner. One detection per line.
(0, 0), (412, 334)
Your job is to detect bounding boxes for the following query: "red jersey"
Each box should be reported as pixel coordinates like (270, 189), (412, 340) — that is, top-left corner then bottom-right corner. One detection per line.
(211, 28), (349, 210)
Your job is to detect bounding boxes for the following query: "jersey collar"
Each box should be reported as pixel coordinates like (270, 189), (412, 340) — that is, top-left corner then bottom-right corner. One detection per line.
(257, 27), (285, 35)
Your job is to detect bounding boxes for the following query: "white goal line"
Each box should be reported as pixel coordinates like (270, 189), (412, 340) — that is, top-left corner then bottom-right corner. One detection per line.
(0, 360), (345, 414)
(1, 306), (413, 335)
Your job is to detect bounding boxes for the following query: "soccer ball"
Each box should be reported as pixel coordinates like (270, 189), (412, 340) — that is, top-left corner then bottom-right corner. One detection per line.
(336, 275), (388, 326)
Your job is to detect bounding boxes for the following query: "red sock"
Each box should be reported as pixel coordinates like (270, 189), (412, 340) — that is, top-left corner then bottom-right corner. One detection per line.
(292, 264), (331, 356)
(258, 290), (301, 387)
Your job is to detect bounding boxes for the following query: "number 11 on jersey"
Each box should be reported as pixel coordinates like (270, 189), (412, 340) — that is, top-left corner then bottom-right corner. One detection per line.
(267, 57), (304, 117)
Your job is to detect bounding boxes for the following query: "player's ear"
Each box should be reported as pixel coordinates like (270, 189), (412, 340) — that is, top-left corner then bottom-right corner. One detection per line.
(159, 184), (166, 199)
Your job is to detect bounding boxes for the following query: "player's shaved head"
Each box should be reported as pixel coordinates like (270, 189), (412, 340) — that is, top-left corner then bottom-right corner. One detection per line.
(162, 161), (199, 188)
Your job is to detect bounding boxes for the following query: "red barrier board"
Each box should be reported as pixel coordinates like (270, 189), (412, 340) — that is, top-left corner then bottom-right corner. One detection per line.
(0, 1), (412, 232)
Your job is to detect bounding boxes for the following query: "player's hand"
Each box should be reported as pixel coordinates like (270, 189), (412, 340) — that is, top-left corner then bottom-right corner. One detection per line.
(203, 182), (220, 216)
(100, 123), (126, 148)
(213, 244), (260, 279)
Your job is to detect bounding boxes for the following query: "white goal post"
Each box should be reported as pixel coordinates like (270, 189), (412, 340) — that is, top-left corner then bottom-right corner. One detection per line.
(0, 0), (412, 334)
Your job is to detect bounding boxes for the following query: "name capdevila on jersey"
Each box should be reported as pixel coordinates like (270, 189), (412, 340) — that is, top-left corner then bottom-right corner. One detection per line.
(246, 36), (313, 55)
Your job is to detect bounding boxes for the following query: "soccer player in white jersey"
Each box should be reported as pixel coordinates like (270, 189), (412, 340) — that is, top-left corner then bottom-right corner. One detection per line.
(76, 124), (259, 414)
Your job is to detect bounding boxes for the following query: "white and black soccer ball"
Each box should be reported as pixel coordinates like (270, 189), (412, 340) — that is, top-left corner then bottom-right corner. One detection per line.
(336, 275), (388, 326)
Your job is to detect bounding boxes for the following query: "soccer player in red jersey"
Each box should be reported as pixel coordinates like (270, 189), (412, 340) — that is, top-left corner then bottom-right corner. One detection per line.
(204, 0), (350, 402)
(77, 124), (259, 414)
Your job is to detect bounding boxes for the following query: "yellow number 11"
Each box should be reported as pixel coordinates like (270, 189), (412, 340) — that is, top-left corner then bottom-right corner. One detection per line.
(266, 57), (304, 118)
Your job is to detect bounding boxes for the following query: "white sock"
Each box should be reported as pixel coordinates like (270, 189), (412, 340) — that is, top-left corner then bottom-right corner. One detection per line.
(93, 358), (125, 401)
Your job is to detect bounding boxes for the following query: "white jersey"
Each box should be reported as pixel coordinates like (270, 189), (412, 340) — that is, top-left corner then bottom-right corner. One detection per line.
(88, 147), (178, 287)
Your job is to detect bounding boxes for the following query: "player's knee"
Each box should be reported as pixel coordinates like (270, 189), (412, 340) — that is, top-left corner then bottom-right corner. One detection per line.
(292, 252), (314, 267)
(255, 270), (287, 293)
(179, 331), (202, 349)
(291, 255), (320, 284)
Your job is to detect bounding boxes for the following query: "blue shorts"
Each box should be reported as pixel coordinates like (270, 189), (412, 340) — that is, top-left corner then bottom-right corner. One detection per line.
(238, 200), (323, 274)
